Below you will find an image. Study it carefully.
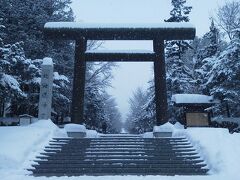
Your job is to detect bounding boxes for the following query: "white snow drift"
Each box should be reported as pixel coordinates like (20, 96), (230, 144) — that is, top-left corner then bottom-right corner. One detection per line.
(0, 120), (240, 180)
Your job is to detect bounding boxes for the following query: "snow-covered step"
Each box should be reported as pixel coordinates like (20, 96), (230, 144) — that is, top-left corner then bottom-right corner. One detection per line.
(31, 163), (206, 169)
(30, 169), (208, 176)
(99, 134), (141, 137)
(36, 154), (199, 161)
(35, 159), (205, 164)
(30, 135), (209, 176)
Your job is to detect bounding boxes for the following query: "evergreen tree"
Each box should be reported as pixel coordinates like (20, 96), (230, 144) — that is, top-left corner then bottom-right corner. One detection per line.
(165, 0), (192, 59)
(197, 20), (220, 60)
(1, 0), (74, 60)
(205, 29), (240, 117)
(191, 20), (226, 96)
(164, 0), (193, 99)
(0, 39), (70, 118)
(0, 0), (74, 118)
(0, 41), (27, 116)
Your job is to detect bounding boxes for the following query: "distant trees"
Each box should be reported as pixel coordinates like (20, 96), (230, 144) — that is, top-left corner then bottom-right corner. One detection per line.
(84, 62), (122, 133)
(125, 88), (154, 134)
(102, 94), (122, 133)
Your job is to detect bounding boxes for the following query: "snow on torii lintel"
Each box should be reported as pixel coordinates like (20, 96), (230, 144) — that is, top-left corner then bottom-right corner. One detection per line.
(86, 49), (155, 54)
(171, 94), (214, 104)
(44, 22), (195, 29)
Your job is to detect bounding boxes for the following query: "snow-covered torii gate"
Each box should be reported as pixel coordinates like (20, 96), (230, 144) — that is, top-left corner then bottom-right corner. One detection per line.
(44, 22), (195, 125)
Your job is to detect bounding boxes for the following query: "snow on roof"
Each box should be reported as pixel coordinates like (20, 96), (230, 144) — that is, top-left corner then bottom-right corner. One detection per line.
(44, 22), (195, 29)
(42, 57), (53, 66)
(171, 94), (214, 104)
(86, 50), (155, 54)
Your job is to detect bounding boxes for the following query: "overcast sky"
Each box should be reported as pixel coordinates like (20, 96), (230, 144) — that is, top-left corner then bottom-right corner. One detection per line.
(70, 0), (235, 121)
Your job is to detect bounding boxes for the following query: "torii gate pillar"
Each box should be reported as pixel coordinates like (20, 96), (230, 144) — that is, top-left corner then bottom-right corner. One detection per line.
(153, 39), (168, 125)
(71, 38), (87, 123)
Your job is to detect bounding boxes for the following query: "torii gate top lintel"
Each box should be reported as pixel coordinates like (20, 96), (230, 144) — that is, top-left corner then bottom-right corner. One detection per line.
(44, 22), (195, 40)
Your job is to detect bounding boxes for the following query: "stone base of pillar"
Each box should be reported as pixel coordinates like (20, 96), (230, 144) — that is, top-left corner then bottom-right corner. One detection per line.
(153, 124), (173, 138)
(67, 132), (86, 138)
(65, 124), (87, 138)
(153, 132), (172, 138)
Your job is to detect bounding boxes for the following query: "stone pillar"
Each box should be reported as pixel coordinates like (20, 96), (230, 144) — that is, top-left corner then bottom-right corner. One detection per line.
(153, 39), (168, 125)
(71, 38), (87, 124)
(38, 57), (54, 120)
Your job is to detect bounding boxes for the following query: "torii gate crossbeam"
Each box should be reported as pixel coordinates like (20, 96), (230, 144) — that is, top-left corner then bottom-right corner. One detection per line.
(44, 22), (195, 125)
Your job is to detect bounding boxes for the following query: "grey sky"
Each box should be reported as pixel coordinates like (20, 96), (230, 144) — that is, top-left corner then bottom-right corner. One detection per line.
(70, 0), (235, 120)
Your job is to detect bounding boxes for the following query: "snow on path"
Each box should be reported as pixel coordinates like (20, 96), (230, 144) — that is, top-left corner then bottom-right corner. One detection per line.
(0, 173), (235, 180)
(0, 121), (240, 180)
(0, 120), (66, 178)
(174, 128), (240, 176)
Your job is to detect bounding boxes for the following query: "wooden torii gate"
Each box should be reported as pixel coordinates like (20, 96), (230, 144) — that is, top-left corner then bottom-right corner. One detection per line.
(44, 22), (195, 125)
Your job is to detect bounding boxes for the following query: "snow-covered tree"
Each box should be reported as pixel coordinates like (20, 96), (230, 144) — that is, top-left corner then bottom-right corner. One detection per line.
(84, 62), (118, 131)
(197, 20), (220, 60)
(164, 0), (193, 99)
(126, 87), (155, 134)
(1, 0), (74, 59)
(164, 0), (192, 59)
(102, 93), (122, 134)
(0, 39), (71, 118)
(215, 1), (240, 40)
(0, 41), (27, 116)
(190, 20), (221, 94)
(205, 28), (240, 117)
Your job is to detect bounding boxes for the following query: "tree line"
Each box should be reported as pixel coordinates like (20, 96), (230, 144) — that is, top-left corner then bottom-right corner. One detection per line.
(126, 0), (240, 133)
(0, 0), (122, 133)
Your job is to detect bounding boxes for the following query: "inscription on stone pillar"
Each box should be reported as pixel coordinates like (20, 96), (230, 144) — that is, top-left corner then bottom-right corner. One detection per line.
(38, 57), (53, 120)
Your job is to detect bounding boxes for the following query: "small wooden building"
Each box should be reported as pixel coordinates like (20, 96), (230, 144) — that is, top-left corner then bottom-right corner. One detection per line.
(171, 94), (216, 127)
(19, 114), (36, 126)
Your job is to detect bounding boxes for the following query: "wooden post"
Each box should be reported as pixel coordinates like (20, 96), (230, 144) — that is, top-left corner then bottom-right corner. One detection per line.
(71, 38), (87, 124)
(153, 39), (168, 125)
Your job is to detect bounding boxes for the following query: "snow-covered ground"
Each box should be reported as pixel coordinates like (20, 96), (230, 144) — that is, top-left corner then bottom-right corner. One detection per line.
(0, 120), (240, 180)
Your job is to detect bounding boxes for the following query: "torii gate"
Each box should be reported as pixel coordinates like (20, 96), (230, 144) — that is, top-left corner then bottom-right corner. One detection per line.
(44, 22), (195, 125)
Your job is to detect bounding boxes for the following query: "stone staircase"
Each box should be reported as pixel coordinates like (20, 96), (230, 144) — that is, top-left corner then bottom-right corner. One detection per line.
(29, 134), (209, 176)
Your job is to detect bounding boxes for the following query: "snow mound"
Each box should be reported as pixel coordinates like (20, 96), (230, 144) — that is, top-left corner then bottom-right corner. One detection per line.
(142, 132), (153, 138)
(64, 124), (86, 132)
(144, 122), (184, 137)
(86, 130), (98, 138)
(173, 127), (240, 176)
(0, 120), (58, 171)
(153, 123), (174, 132)
(173, 122), (185, 129)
